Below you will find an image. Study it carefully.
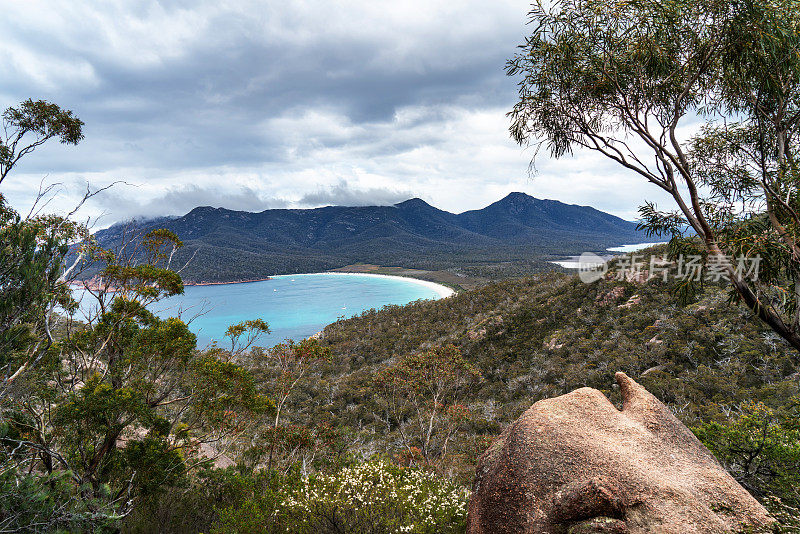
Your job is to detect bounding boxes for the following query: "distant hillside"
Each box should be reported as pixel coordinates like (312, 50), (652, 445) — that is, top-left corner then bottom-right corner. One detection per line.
(91, 192), (649, 282)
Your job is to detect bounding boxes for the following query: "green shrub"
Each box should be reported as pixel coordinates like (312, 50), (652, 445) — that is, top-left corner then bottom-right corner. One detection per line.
(0, 468), (119, 533)
(694, 400), (800, 531)
(124, 467), (286, 534)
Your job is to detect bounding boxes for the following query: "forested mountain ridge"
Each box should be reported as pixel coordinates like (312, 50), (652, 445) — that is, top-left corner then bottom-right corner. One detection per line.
(92, 192), (648, 282)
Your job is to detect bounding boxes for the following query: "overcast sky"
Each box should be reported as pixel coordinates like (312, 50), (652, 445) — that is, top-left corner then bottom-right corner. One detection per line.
(1, 0), (674, 225)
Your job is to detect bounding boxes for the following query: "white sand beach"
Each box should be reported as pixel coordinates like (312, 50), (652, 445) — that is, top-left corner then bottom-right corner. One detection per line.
(282, 271), (456, 299)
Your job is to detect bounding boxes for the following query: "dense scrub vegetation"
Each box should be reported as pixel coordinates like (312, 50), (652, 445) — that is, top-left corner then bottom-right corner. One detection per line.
(316, 256), (799, 432)
(294, 249), (800, 524)
(124, 247), (800, 531)
(126, 461), (468, 534)
(121, 249), (800, 531)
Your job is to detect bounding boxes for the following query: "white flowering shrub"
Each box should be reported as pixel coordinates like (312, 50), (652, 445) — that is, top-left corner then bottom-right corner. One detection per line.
(210, 460), (469, 534)
(283, 460), (469, 534)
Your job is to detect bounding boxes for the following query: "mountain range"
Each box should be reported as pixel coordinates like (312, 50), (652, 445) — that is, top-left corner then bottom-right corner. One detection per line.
(91, 192), (649, 282)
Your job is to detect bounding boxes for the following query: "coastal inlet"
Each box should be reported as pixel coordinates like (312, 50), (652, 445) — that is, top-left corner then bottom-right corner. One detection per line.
(73, 273), (454, 348)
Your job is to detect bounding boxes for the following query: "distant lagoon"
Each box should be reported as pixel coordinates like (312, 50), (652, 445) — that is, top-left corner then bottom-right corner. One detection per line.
(550, 242), (667, 268)
(605, 242), (668, 253)
(74, 273), (454, 348)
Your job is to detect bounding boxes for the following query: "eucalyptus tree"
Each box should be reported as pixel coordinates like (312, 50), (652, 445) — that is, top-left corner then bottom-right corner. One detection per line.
(376, 344), (480, 467)
(0, 99), (84, 185)
(0, 99), (273, 530)
(507, 0), (800, 350)
(0, 201), (86, 393)
(0, 99), (86, 395)
(2, 223), (274, 529)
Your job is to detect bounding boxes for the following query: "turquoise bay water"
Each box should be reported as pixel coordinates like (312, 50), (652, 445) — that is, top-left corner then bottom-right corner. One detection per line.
(77, 273), (448, 348)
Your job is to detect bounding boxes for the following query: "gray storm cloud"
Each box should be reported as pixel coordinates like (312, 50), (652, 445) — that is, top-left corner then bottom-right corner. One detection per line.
(91, 184), (288, 220)
(89, 180), (415, 222)
(0, 1), (669, 222)
(298, 180), (415, 207)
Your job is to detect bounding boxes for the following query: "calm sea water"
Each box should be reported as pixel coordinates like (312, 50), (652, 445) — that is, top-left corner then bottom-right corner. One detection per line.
(75, 273), (448, 348)
(605, 242), (668, 253)
(550, 242), (667, 268)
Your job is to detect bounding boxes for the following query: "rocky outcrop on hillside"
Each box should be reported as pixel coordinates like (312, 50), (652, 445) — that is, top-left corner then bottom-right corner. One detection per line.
(466, 372), (774, 534)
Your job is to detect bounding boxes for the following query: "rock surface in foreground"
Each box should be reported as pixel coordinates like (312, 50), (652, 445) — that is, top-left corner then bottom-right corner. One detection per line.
(466, 372), (774, 534)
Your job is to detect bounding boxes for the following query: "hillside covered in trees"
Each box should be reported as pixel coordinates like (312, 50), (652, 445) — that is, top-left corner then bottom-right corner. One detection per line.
(122, 248), (800, 532)
(296, 248), (799, 464)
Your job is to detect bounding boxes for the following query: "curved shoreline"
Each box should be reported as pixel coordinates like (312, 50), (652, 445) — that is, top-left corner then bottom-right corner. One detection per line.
(77, 272), (456, 299)
(185, 277), (271, 287)
(277, 272), (456, 299)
